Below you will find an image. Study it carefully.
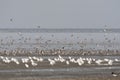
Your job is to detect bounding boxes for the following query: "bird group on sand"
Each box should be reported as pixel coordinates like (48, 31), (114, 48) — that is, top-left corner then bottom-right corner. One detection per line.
(0, 55), (119, 68)
(111, 72), (120, 77)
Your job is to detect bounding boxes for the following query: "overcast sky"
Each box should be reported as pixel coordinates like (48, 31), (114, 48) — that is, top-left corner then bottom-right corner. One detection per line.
(0, 0), (120, 28)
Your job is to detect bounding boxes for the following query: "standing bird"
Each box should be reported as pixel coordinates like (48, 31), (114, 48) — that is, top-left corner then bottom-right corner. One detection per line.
(111, 72), (119, 77)
(66, 61), (70, 65)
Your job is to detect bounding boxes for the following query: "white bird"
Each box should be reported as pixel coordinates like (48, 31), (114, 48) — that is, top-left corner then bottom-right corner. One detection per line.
(48, 58), (55, 66)
(77, 58), (84, 66)
(28, 56), (32, 60)
(31, 62), (38, 66)
(69, 57), (77, 63)
(86, 58), (92, 64)
(32, 56), (38, 60)
(108, 60), (113, 65)
(66, 61), (70, 65)
(21, 58), (29, 63)
(30, 59), (38, 66)
(92, 58), (96, 61)
(95, 59), (103, 65)
(39, 57), (43, 62)
(25, 64), (29, 68)
(2, 57), (11, 63)
(32, 56), (42, 62)
(58, 55), (65, 62)
(0, 56), (4, 59)
(11, 58), (20, 64)
(114, 59), (119, 62)
(104, 58), (109, 62)
(58, 55), (62, 59)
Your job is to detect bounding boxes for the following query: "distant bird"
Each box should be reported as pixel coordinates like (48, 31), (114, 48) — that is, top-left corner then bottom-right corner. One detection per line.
(108, 60), (113, 65)
(10, 18), (13, 22)
(51, 34), (54, 37)
(95, 59), (103, 65)
(111, 72), (119, 77)
(104, 25), (107, 28)
(48, 58), (55, 66)
(71, 34), (73, 37)
(37, 26), (40, 28)
(25, 64), (29, 68)
(62, 47), (64, 49)
(66, 61), (70, 65)
(114, 59), (119, 62)
(11, 58), (20, 64)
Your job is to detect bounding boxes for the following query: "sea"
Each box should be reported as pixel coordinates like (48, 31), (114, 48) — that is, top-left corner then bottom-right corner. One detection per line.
(0, 28), (120, 78)
(0, 28), (120, 50)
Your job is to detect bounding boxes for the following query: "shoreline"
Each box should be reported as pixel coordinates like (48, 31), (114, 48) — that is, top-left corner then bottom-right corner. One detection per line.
(1, 75), (120, 80)
(0, 49), (120, 56)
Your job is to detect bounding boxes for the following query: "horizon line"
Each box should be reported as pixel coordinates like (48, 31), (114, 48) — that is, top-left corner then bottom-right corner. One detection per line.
(0, 28), (120, 33)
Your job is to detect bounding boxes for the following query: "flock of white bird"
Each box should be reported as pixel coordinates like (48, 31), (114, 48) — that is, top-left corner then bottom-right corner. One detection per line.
(0, 55), (119, 68)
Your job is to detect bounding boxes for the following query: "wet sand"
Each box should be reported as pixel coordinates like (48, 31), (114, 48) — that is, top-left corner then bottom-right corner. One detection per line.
(0, 56), (120, 80)
(1, 76), (120, 80)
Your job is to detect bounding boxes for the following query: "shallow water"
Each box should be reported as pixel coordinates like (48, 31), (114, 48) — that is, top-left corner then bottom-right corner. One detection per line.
(0, 64), (119, 78)
(0, 32), (120, 50)
(0, 56), (120, 78)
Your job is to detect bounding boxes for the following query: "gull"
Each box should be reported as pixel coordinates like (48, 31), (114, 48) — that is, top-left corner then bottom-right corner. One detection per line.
(39, 57), (43, 62)
(114, 59), (119, 62)
(0, 56), (4, 59)
(69, 57), (77, 63)
(95, 59), (103, 65)
(58, 55), (65, 62)
(11, 58), (20, 64)
(54, 58), (59, 62)
(77, 58), (84, 66)
(92, 58), (96, 61)
(32, 56), (41, 62)
(25, 64), (29, 68)
(21, 58), (29, 63)
(30, 59), (38, 66)
(48, 58), (55, 66)
(108, 60), (113, 65)
(66, 61), (70, 65)
(28, 56), (32, 60)
(104, 58), (109, 62)
(31, 61), (38, 66)
(2, 57), (11, 63)
(86, 58), (92, 64)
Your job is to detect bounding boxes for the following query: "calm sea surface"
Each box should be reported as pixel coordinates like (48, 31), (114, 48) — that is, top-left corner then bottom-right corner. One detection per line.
(0, 28), (120, 33)
(0, 28), (120, 50)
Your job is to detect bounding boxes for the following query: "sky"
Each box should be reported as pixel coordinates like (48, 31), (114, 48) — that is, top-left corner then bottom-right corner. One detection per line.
(0, 0), (120, 28)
